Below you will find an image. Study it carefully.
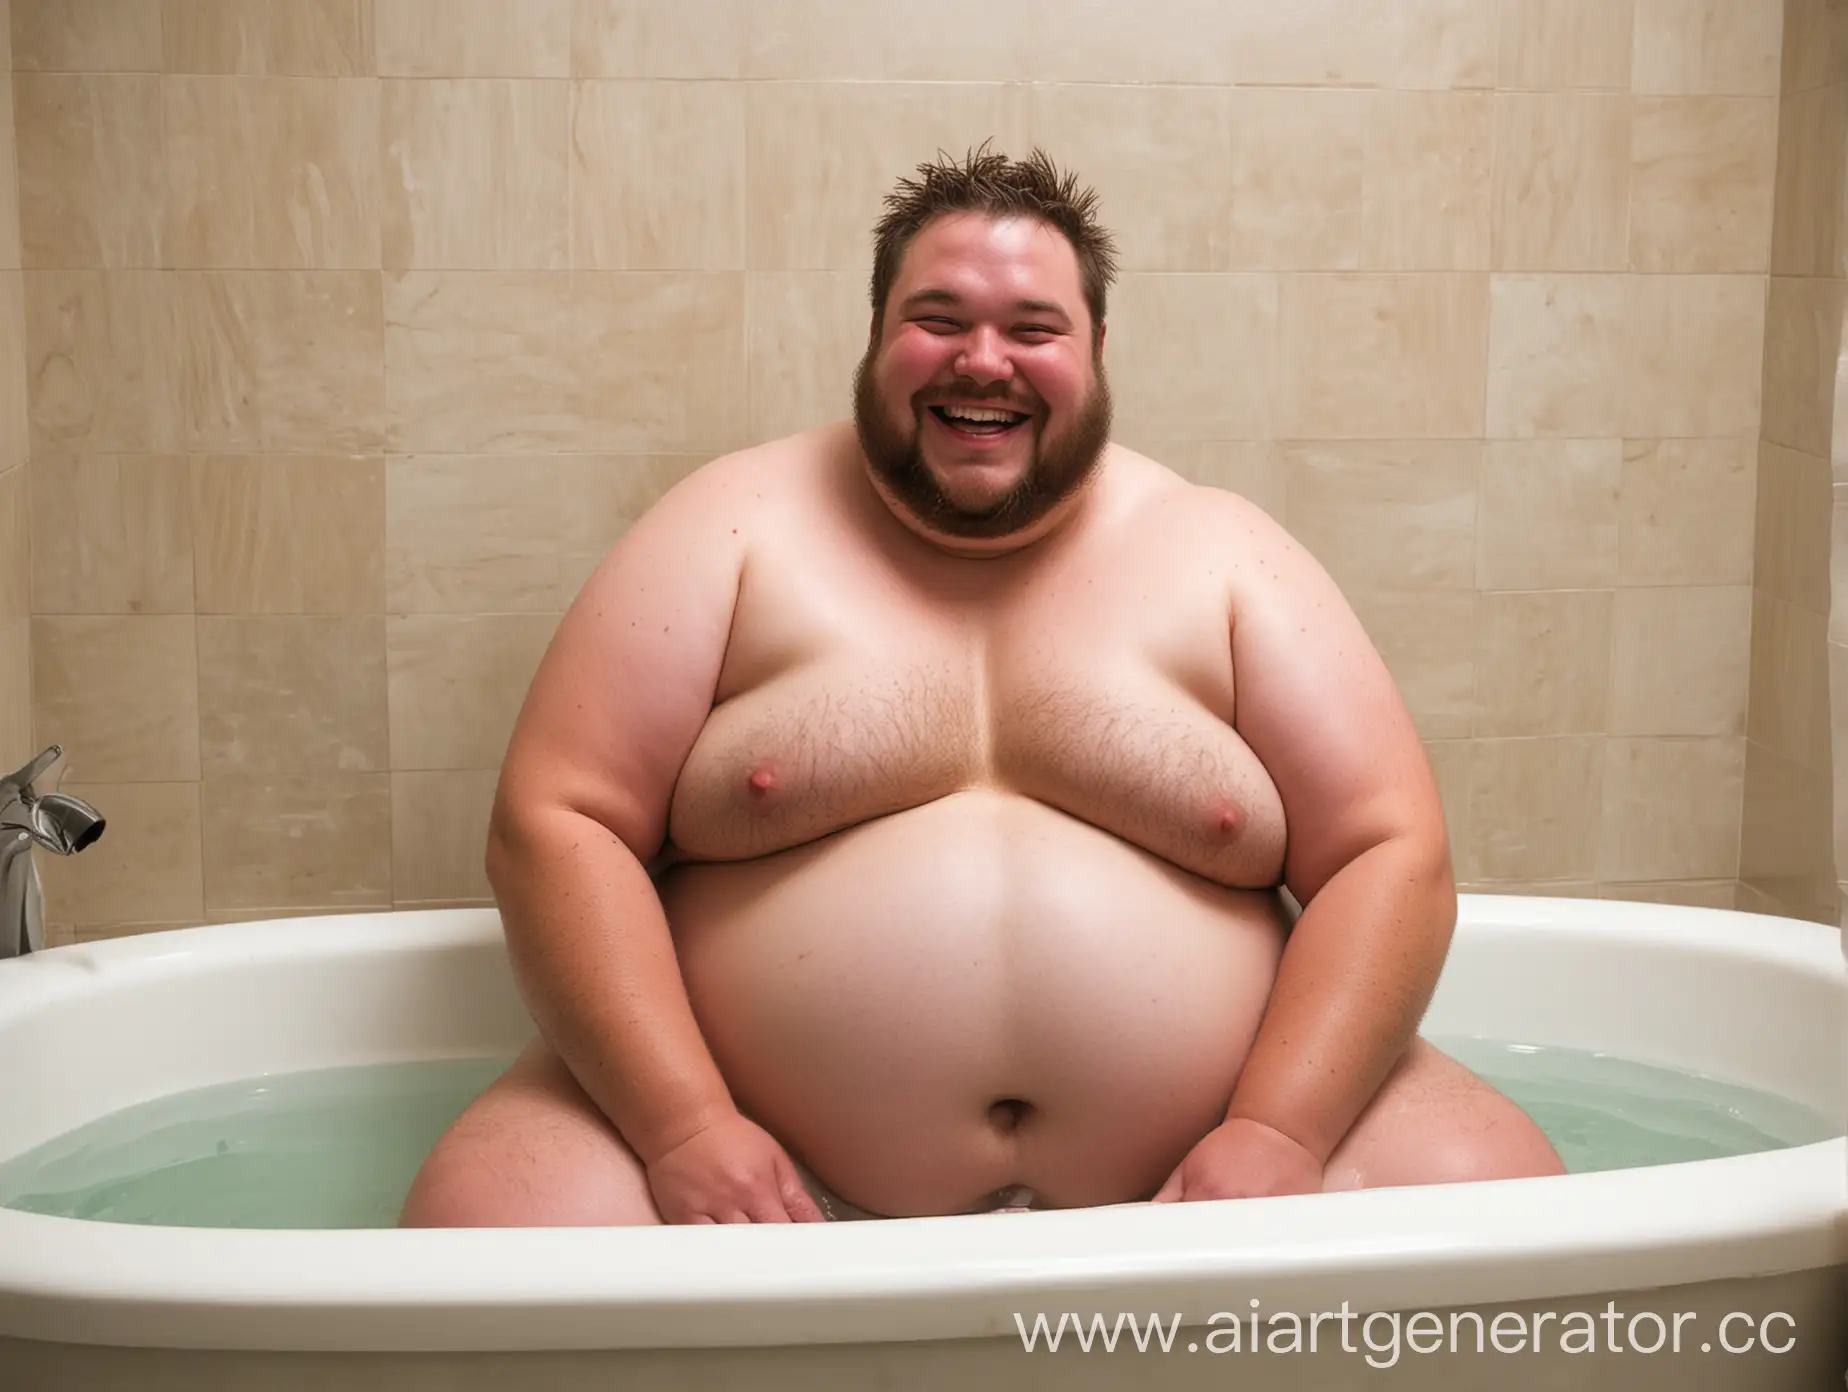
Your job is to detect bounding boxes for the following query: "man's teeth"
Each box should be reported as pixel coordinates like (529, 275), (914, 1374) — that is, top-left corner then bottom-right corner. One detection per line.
(940, 406), (1022, 424)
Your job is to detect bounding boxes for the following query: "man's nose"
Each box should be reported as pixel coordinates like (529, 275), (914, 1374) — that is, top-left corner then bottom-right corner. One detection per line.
(954, 325), (1012, 382)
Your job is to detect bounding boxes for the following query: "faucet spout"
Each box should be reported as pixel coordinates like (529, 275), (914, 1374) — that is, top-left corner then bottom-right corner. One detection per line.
(0, 746), (105, 959)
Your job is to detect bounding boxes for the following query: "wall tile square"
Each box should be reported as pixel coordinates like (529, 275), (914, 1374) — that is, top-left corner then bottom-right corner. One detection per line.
(0, 79), (18, 271)
(1782, 0), (1848, 93)
(1623, 273), (1766, 437)
(1632, 0), (1783, 95)
(25, 271), (180, 454)
(1497, 0), (1635, 89)
(1760, 275), (1844, 456)
(1028, 0), (1495, 87)
(1598, 736), (1745, 879)
(1754, 441), (1833, 611)
(385, 453), (700, 612)
(1159, 442), (1284, 519)
(1464, 736), (1603, 881)
(1027, 85), (1236, 273)
(1485, 273), (1626, 437)
(197, 615), (387, 774)
(571, 0), (746, 78)
(1491, 94), (1630, 270)
(1618, 438), (1755, 586)
(1746, 590), (1830, 767)
(1833, 485), (1848, 644)
(1361, 92), (1492, 270)
(0, 275), (21, 468)
(1608, 585), (1752, 734)
(571, 81), (745, 271)
(15, 74), (166, 268)
(1279, 440), (1480, 592)
(0, 620), (28, 774)
(168, 75), (380, 270)
(383, 78), (568, 270)
(573, 273), (750, 453)
(192, 455), (385, 613)
(12, 0), (162, 70)
(0, 468), (23, 628)
(747, 0), (1036, 81)
(376, 0), (569, 77)
(164, 0), (375, 75)
(1104, 274), (1278, 443)
(1473, 590), (1613, 736)
(1770, 82), (1848, 279)
(30, 453), (194, 614)
(1223, 89), (1366, 271)
(383, 271), (576, 452)
(1628, 97), (1778, 272)
(37, 781), (204, 927)
(745, 82), (1029, 271)
(200, 771), (391, 913)
(1740, 741), (1833, 883)
(391, 768), (497, 903)
(1478, 439), (1621, 588)
(385, 272), (747, 454)
(31, 615), (199, 781)
(387, 613), (558, 769)
(176, 271), (386, 451)
(1350, 590), (1477, 739)
(1276, 273), (1488, 438)
(748, 271), (868, 443)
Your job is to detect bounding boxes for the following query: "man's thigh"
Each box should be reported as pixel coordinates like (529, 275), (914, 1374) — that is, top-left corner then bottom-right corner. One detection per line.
(399, 1036), (666, 1226)
(1321, 1038), (1567, 1192)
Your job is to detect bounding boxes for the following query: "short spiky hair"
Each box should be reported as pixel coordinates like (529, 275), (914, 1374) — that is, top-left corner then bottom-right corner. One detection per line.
(868, 141), (1120, 353)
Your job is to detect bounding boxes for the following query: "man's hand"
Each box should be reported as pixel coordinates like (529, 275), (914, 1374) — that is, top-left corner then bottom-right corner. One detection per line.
(643, 1111), (828, 1223)
(1150, 1117), (1324, 1203)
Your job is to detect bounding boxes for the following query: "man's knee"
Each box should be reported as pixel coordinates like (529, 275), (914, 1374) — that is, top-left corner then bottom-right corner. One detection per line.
(1425, 1117), (1567, 1186)
(398, 1143), (664, 1227)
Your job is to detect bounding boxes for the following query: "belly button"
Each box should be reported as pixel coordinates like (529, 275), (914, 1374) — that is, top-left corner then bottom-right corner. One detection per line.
(987, 1098), (1032, 1134)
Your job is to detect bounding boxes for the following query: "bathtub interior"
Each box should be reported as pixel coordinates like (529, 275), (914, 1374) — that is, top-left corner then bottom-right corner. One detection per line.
(0, 896), (1840, 1178)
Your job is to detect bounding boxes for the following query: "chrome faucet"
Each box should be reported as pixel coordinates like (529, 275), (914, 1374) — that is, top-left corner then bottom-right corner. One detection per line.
(0, 746), (105, 959)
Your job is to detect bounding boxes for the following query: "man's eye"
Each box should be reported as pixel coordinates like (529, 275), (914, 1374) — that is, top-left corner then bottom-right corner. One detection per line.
(1017, 326), (1055, 337)
(920, 317), (960, 330)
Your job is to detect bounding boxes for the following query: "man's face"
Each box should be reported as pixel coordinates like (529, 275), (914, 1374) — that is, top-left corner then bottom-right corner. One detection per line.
(853, 213), (1111, 542)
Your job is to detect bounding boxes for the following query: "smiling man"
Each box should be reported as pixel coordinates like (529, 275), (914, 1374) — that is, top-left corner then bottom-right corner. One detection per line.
(400, 144), (1563, 1227)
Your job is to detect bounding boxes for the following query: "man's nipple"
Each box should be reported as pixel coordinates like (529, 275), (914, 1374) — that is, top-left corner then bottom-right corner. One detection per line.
(747, 766), (778, 799)
(1210, 801), (1241, 837)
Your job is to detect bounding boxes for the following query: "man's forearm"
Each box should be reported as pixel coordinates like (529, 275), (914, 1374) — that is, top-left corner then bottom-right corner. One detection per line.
(1224, 833), (1457, 1164)
(487, 801), (736, 1166)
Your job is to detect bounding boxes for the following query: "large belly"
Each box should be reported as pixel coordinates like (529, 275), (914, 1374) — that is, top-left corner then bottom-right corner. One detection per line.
(658, 789), (1289, 1217)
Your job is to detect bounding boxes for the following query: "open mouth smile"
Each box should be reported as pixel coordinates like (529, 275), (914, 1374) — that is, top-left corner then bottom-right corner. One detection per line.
(927, 404), (1033, 444)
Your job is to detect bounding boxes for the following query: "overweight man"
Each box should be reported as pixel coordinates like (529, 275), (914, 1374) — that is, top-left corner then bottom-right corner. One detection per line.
(401, 146), (1565, 1226)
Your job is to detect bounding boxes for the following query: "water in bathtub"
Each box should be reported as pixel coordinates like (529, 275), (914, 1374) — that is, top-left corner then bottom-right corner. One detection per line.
(0, 1041), (1837, 1229)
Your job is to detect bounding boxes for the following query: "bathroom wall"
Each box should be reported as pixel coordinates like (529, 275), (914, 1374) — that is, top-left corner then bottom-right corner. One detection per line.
(9, 0), (1786, 939)
(0, 0), (23, 785)
(1740, 0), (1847, 925)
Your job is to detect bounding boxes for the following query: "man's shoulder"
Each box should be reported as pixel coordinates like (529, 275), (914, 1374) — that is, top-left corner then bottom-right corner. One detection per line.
(1115, 442), (1291, 544)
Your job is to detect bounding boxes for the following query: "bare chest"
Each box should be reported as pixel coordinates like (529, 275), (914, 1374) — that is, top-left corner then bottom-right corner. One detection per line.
(666, 540), (1287, 889)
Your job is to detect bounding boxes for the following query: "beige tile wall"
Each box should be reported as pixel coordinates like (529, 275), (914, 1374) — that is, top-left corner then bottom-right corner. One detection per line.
(9, 0), (1793, 937)
(0, 0), (23, 786)
(1750, 0), (1848, 924)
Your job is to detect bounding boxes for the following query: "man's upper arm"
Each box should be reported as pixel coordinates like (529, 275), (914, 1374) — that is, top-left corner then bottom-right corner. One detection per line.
(494, 460), (752, 862)
(1226, 500), (1448, 903)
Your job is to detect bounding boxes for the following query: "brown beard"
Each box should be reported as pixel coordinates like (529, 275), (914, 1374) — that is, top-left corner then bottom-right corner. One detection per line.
(851, 341), (1113, 540)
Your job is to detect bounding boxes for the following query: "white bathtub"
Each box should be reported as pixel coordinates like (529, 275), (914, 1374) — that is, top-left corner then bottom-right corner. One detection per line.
(0, 895), (1841, 1391)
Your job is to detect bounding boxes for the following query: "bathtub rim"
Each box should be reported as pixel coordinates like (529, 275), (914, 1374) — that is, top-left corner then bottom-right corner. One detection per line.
(0, 894), (1838, 1355)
